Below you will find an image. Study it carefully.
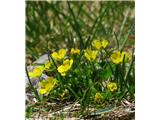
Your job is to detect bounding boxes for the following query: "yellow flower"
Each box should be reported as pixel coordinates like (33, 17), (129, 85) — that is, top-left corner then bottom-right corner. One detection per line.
(92, 39), (109, 50)
(39, 77), (58, 95)
(110, 51), (130, 64)
(29, 66), (44, 78)
(51, 49), (66, 61)
(110, 51), (122, 64)
(60, 89), (69, 99)
(44, 61), (52, 70)
(71, 48), (80, 55)
(101, 40), (109, 48)
(58, 59), (73, 76)
(107, 82), (118, 92)
(92, 40), (102, 50)
(84, 49), (98, 61)
(94, 92), (103, 102)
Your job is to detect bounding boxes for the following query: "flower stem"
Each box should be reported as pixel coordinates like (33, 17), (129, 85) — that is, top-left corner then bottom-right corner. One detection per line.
(25, 65), (41, 102)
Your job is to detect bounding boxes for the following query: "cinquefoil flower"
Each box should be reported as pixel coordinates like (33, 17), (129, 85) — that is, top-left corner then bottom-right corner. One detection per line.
(44, 61), (52, 70)
(84, 49), (98, 61)
(39, 77), (58, 95)
(107, 82), (118, 92)
(92, 40), (102, 50)
(101, 40), (109, 48)
(110, 51), (130, 64)
(29, 66), (44, 78)
(94, 92), (103, 102)
(110, 51), (122, 64)
(92, 39), (109, 50)
(71, 48), (80, 55)
(51, 49), (66, 61)
(58, 59), (73, 76)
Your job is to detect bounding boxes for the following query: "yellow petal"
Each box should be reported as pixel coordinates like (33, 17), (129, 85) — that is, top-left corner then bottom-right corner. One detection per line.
(92, 40), (101, 50)
(51, 49), (66, 61)
(71, 48), (80, 54)
(69, 59), (73, 68)
(52, 52), (58, 60)
(107, 82), (118, 92)
(58, 59), (73, 76)
(121, 51), (130, 62)
(33, 68), (43, 76)
(44, 62), (52, 70)
(39, 89), (47, 94)
(110, 51), (122, 64)
(102, 40), (109, 48)
(61, 72), (66, 76)
(28, 72), (37, 78)
(91, 50), (98, 60)
(94, 92), (103, 102)
(39, 77), (58, 95)
(84, 51), (91, 61)
(84, 49), (98, 61)
(58, 65), (66, 73)
(59, 49), (66, 58)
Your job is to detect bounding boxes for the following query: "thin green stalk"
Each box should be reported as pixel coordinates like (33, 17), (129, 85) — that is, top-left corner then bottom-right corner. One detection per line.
(125, 56), (135, 81)
(84, 5), (108, 49)
(77, 3), (83, 18)
(90, 6), (109, 41)
(121, 55), (126, 79)
(120, 24), (134, 51)
(118, 66), (130, 97)
(67, 85), (79, 100)
(118, 8), (130, 41)
(25, 65), (41, 102)
(80, 87), (90, 116)
(114, 32), (119, 50)
(48, 54), (58, 69)
(115, 65), (121, 89)
(106, 59), (114, 76)
(67, 2), (84, 49)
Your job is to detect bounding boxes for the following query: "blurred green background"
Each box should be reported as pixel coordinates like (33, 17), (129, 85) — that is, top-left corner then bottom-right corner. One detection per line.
(26, 1), (134, 64)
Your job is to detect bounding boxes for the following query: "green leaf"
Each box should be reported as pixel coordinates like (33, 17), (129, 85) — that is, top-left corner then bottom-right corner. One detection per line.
(100, 68), (112, 80)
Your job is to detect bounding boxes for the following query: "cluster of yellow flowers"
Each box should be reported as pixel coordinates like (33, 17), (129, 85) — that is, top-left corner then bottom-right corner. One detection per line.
(83, 39), (109, 61)
(51, 48), (80, 62)
(51, 39), (109, 64)
(28, 47), (82, 95)
(29, 61), (52, 79)
(110, 51), (130, 64)
(94, 82), (118, 102)
(51, 48), (80, 76)
(28, 39), (130, 96)
(28, 61), (57, 95)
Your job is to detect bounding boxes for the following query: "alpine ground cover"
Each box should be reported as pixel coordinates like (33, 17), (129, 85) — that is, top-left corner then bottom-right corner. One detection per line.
(26, 1), (135, 119)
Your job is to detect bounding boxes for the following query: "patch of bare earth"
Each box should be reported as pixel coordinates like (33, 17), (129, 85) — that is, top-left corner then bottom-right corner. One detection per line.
(26, 99), (134, 120)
